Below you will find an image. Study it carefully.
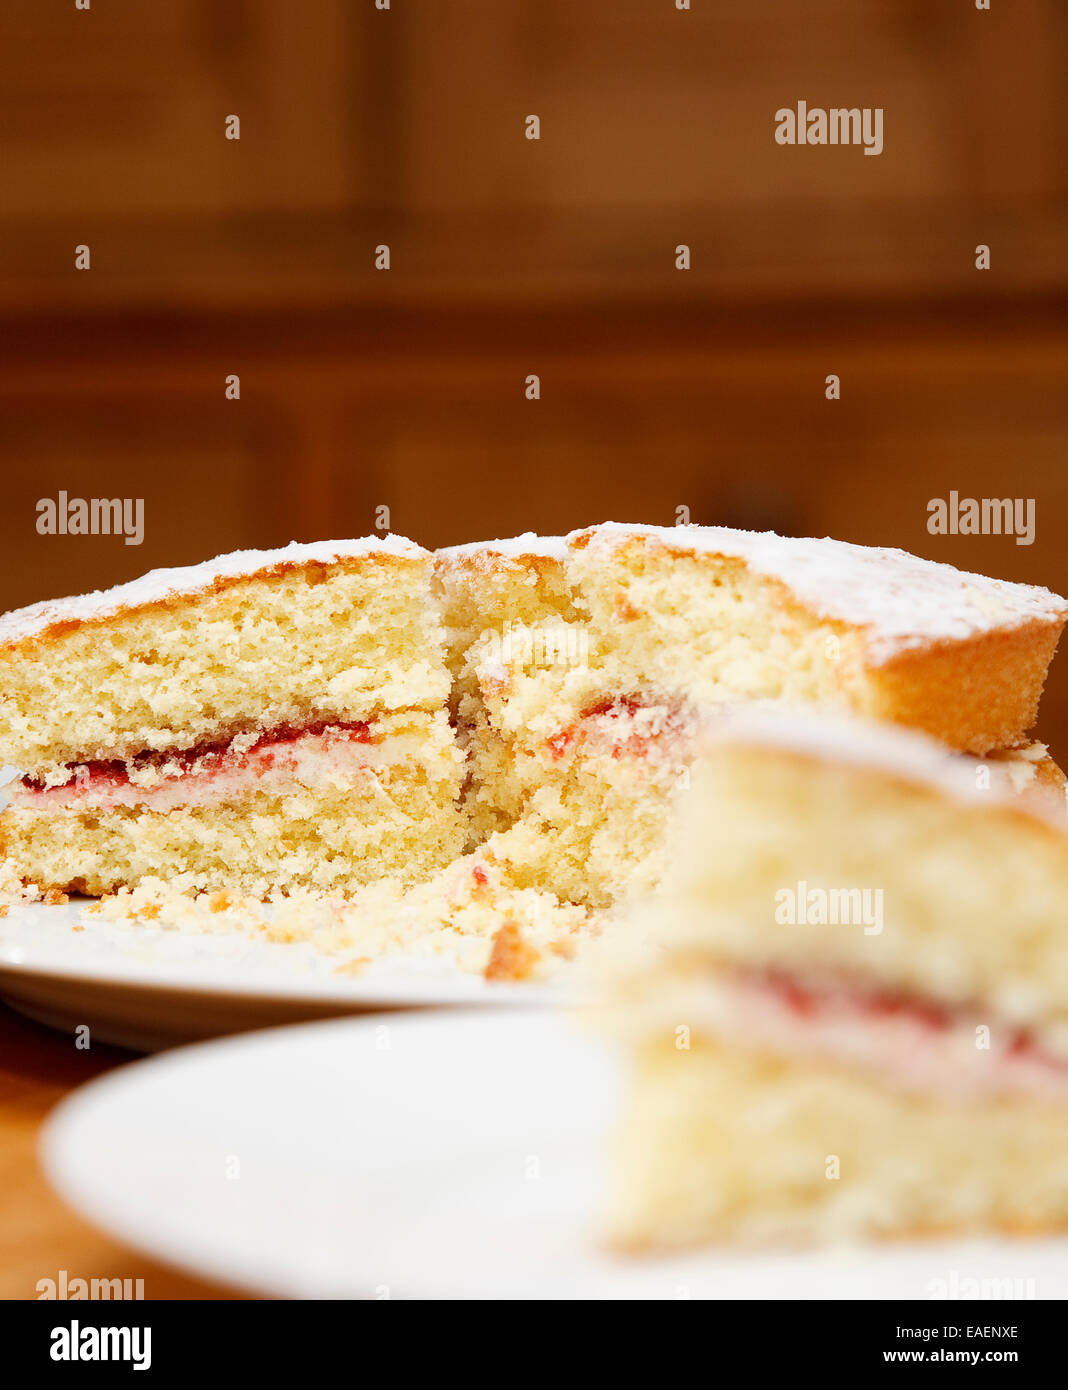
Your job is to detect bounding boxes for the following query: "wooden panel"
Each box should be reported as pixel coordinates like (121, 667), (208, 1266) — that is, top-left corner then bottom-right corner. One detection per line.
(388, 0), (1068, 295)
(1, 0), (1063, 309)
(1, 0), (359, 217)
(397, 0), (1065, 206)
(0, 403), (287, 612)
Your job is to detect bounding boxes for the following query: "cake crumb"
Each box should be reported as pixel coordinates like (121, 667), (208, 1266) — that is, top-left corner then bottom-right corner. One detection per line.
(43, 888), (69, 906)
(485, 920), (541, 981)
(334, 956), (371, 977)
(4, 839), (595, 980)
(0, 858), (41, 907)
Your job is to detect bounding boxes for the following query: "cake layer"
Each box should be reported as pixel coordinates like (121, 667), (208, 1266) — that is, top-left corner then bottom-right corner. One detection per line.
(0, 710), (465, 897)
(605, 1034), (1068, 1249)
(85, 843), (590, 980)
(434, 533), (573, 693)
(6, 712), (455, 811)
(0, 537), (448, 781)
(567, 523), (1067, 754)
(571, 522), (1067, 661)
(645, 711), (1068, 1038)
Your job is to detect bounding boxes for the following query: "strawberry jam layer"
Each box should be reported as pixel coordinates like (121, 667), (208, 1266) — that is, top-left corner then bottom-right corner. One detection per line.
(13, 720), (391, 812)
(547, 695), (695, 761)
(700, 968), (1068, 1102)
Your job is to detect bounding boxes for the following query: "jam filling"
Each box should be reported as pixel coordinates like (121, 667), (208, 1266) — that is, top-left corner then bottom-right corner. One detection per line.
(749, 967), (1068, 1077)
(23, 719), (374, 793)
(547, 695), (691, 761)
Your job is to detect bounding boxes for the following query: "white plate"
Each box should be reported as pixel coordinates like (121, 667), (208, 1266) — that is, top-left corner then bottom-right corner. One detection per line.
(41, 1009), (1068, 1299)
(0, 903), (552, 1051)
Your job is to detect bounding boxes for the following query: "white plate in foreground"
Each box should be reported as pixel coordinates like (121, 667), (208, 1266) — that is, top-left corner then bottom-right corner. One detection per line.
(41, 1009), (1068, 1299)
(0, 903), (551, 1051)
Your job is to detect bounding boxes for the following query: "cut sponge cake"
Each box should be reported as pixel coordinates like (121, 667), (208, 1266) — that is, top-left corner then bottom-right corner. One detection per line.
(3, 523), (1066, 924)
(0, 540), (464, 896)
(438, 523), (1068, 907)
(600, 711), (1068, 1248)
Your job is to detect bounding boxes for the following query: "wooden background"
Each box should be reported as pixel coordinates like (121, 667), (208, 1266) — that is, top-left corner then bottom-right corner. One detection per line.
(0, 0), (1066, 1301)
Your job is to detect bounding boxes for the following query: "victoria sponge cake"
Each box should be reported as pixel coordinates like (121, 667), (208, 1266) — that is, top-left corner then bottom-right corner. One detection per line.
(600, 710), (1068, 1249)
(0, 538), (465, 896)
(1, 523), (1066, 959)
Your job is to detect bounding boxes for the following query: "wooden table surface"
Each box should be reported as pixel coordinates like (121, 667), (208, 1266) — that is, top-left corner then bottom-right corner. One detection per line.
(0, 1003), (243, 1301)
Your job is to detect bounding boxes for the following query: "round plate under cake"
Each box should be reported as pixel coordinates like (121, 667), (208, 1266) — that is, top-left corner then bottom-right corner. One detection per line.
(0, 902), (553, 1051)
(40, 1010), (1068, 1299)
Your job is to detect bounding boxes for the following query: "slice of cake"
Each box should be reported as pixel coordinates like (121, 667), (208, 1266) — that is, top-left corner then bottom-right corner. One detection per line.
(0, 539), (465, 896)
(600, 709), (1068, 1249)
(442, 523), (1068, 908)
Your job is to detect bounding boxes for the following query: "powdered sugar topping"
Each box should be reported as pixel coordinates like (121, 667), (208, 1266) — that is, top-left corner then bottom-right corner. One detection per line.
(574, 522), (1067, 663)
(0, 536), (428, 644)
(436, 533), (568, 565)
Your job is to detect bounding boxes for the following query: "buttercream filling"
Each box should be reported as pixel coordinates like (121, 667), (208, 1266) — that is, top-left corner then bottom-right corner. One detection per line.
(674, 968), (1068, 1102)
(547, 696), (696, 761)
(12, 721), (427, 812)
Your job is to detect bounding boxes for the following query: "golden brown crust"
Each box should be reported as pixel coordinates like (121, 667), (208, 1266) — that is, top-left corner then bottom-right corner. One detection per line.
(865, 620), (1064, 755)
